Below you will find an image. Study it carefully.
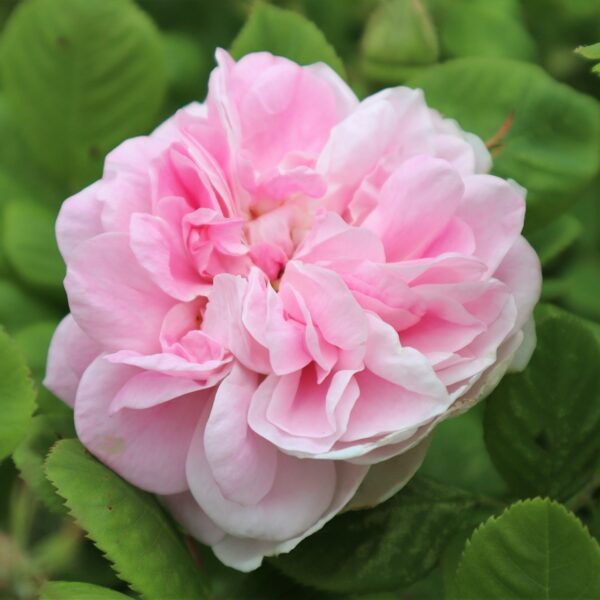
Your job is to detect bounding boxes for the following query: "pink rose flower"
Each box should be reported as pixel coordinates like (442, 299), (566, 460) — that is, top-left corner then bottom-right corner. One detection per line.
(45, 50), (541, 571)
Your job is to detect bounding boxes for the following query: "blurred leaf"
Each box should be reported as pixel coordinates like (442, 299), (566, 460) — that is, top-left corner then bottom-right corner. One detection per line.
(41, 581), (132, 600)
(433, 0), (536, 61)
(31, 522), (82, 578)
(0, 95), (63, 205)
(409, 58), (600, 230)
(163, 32), (210, 107)
(0, 280), (61, 334)
(230, 3), (346, 78)
(560, 258), (600, 321)
(453, 499), (600, 599)
(301, 0), (380, 58)
(45, 439), (209, 600)
(2, 200), (65, 293)
(421, 407), (506, 496)
(527, 213), (582, 266)
(13, 416), (70, 514)
(0, 327), (36, 461)
(13, 320), (58, 381)
(0, 0), (167, 191)
(272, 476), (494, 594)
(484, 304), (600, 501)
(360, 0), (439, 85)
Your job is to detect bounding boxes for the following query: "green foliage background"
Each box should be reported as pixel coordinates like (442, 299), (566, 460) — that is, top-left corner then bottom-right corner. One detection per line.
(0, 1), (599, 598)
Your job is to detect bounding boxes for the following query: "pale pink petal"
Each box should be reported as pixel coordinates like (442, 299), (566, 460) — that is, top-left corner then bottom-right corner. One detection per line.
(75, 357), (206, 495)
(130, 212), (205, 302)
(348, 436), (431, 508)
(248, 367), (359, 455)
(186, 410), (337, 541)
(212, 461), (368, 571)
(161, 491), (226, 545)
(56, 182), (104, 263)
(202, 273), (271, 373)
(362, 155), (464, 261)
(108, 371), (206, 413)
(457, 175), (525, 273)
(204, 364), (278, 505)
(281, 261), (368, 350)
(294, 211), (385, 264)
(493, 237), (542, 332)
(44, 315), (102, 407)
(65, 233), (174, 353)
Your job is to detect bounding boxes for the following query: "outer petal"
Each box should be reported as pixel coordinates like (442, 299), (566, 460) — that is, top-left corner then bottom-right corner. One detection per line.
(493, 236), (542, 332)
(211, 461), (368, 572)
(65, 233), (174, 353)
(161, 491), (226, 546)
(75, 357), (205, 495)
(347, 436), (431, 508)
(44, 315), (102, 407)
(56, 182), (104, 263)
(186, 405), (338, 541)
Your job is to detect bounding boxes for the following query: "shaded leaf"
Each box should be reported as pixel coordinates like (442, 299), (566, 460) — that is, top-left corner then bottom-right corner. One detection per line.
(272, 476), (494, 594)
(0, 280), (61, 334)
(484, 304), (600, 500)
(421, 406), (506, 496)
(527, 213), (582, 266)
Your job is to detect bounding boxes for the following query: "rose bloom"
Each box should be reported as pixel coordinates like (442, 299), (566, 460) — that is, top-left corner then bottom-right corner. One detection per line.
(45, 50), (541, 571)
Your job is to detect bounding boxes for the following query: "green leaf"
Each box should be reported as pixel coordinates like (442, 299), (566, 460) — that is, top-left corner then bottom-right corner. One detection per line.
(0, 280), (61, 334)
(41, 581), (132, 600)
(230, 3), (346, 79)
(0, 94), (63, 205)
(484, 304), (600, 501)
(13, 320), (58, 381)
(434, 0), (537, 61)
(421, 406), (506, 496)
(454, 499), (600, 599)
(2, 200), (65, 292)
(560, 257), (600, 321)
(272, 476), (494, 594)
(13, 416), (69, 514)
(45, 439), (209, 600)
(0, 327), (36, 461)
(0, 0), (167, 191)
(527, 213), (582, 266)
(163, 32), (211, 107)
(576, 42), (600, 60)
(576, 42), (600, 76)
(409, 58), (600, 230)
(360, 0), (439, 85)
